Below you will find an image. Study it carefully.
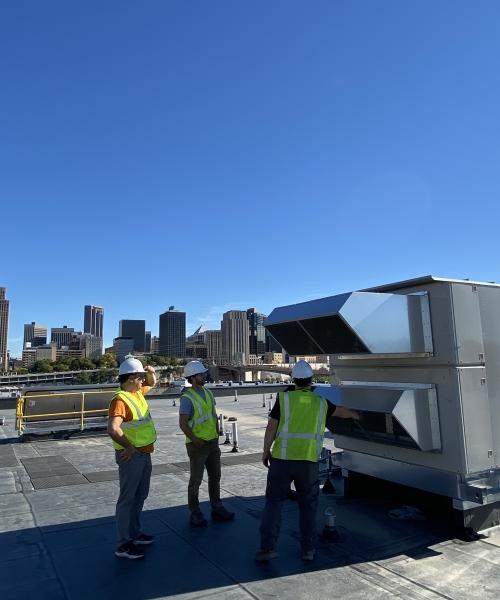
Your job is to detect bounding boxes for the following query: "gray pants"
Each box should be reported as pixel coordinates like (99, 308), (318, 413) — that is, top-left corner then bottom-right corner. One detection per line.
(260, 458), (319, 553)
(186, 440), (222, 512)
(115, 450), (152, 547)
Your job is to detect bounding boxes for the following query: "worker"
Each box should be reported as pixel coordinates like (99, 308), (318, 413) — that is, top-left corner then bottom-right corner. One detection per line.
(179, 360), (235, 526)
(256, 360), (360, 562)
(107, 356), (157, 559)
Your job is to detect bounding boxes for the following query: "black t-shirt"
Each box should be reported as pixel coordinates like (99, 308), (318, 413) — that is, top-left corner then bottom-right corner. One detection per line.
(269, 387), (336, 421)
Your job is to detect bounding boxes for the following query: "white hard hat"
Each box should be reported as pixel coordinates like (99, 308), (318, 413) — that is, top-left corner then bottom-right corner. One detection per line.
(119, 355), (146, 376)
(291, 360), (313, 379)
(183, 360), (208, 378)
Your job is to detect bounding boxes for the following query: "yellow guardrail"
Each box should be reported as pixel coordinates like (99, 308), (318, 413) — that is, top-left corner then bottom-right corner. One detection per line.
(16, 389), (113, 433)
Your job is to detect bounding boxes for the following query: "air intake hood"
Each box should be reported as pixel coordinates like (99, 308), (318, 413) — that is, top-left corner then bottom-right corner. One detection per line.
(265, 291), (433, 356)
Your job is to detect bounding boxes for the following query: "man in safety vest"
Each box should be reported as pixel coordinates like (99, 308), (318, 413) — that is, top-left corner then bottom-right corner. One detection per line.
(179, 360), (235, 527)
(256, 360), (360, 562)
(107, 356), (157, 559)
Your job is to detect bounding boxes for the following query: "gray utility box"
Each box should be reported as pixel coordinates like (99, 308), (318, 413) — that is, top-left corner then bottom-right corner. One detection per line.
(265, 276), (500, 522)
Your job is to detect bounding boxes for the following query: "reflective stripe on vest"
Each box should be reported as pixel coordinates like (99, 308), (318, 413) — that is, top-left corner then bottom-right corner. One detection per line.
(272, 390), (327, 462)
(111, 389), (157, 450)
(183, 387), (218, 443)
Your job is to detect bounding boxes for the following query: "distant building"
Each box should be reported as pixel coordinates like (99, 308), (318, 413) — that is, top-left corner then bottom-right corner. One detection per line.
(23, 322), (48, 349)
(159, 307), (186, 358)
(186, 325), (207, 359)
(113, 337), (135, 363)
(264, 352), (284, 365)
(145, 331), (152, 353)
(150, 336), (160, 355)
(22, 349), (37, 368)
(0, 287), (9, 371)
(247, 308), (266, 355)
(51, 326), (76, 348)
(79, 333), (103, 359)
(84, 305), (104, 338)
(36, 342), (58, 362)
(205, 330), (222, 362)
(119, 320), (146, 352)
(221, 310), (249, 364)
(84, 305), (103, 355)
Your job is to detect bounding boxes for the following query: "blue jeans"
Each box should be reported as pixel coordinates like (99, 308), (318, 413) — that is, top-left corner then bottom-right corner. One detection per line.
(259, 458), (319, 553)
(115, 451), (152, 547)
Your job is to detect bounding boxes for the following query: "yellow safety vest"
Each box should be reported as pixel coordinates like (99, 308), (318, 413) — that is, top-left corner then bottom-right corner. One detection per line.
(271, 390), (328, 462)
(111, 389), (157, 450)
(182, 387), (218, 444)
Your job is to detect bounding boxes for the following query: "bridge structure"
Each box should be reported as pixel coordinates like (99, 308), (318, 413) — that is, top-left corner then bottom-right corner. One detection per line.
(213, 363), (330, 382)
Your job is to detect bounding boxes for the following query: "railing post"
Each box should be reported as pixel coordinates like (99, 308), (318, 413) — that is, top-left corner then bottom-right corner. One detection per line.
(80, 392), (85, 431)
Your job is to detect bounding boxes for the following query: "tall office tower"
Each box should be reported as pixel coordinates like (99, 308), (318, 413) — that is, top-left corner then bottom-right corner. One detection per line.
(113, 337), (135, 363)
(84, 305), (104, 338)
(145, 331), (152, 353)
(151, 336), (160, 354)
(205, 330), (222, 362)
(23, 322), (48, 349)
(51, 326), (76, 348)
(119, 320), (146, 352)
(159, 306), (186, 358)
(0, 288), (9, 371)
(221, 310), (250, 364)
(246, 308), (267, 355)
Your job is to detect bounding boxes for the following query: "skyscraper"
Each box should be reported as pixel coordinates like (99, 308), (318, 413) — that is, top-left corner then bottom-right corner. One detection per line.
(23, 322), (48, 349)
(159, 307), (186, 358)
(205, 330), (222, 362)
(84, 305), (104, 338)
(221, 310), (250, 364)
(0, 288), (9, 371)
(247, 308), (266, 355)
(51, 326), (76, 348)
(119, 320), (146, 352)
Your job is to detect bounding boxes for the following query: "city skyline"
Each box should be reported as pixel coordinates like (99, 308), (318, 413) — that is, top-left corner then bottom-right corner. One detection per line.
(2, 4), (500, 362)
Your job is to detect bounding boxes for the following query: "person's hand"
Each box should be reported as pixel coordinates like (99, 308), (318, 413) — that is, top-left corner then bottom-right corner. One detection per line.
(120, 446), (138, 462)
(144, 365), (155, 373)
(192, 437), (204, 449)
(262, 450), (271, 468)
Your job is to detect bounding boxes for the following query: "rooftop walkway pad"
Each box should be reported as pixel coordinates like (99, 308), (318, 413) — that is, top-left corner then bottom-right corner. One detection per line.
(1, 393), (500, 600)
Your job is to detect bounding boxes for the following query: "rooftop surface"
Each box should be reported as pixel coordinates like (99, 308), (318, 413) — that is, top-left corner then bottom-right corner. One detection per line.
(1, 392), (500, 600)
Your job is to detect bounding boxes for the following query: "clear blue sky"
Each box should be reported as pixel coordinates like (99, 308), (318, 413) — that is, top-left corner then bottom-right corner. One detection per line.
(2, 1), (500, 357)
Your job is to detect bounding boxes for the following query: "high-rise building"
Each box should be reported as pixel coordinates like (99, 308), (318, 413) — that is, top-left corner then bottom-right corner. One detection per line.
(0, 288), (9, 371)
(113, 337), (135, 363)
(159, 307), (186, 358)
(221, 310), (250, 364)
(247, 308), (266, 355)
(145, 331), (152, 353)
(24, 322), (48, 349)
(84, 305), (104, 338)
(205, 330), (222, 362)
(186, 325), (207, 359)
(119, 320), (146, 352)
(51, 326), (76, 348)
(151, 336), (160, 354)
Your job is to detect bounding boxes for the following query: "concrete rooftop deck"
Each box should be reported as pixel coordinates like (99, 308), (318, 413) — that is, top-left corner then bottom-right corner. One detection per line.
(1, 392), (500, 600)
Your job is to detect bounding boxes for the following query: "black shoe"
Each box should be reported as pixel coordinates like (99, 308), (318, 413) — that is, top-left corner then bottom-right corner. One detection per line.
(133, 533), (155, 545)
(211, 506), (235, 522)
(115, 542), (145, 559)
(190, 511), (208, 527)
(255, 549), (279, 562)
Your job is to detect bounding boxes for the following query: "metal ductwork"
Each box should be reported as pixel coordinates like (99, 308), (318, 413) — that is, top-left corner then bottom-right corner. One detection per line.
(265, 291), (433, 356)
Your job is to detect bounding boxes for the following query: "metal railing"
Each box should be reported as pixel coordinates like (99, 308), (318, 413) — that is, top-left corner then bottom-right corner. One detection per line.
(16, 389), (112, 434)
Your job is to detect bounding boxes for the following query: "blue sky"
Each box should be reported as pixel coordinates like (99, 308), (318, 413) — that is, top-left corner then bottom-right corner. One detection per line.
(1, 1), (500, 357)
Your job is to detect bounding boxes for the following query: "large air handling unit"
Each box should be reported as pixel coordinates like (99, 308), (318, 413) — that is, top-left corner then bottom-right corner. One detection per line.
(265, 276), (500, 533)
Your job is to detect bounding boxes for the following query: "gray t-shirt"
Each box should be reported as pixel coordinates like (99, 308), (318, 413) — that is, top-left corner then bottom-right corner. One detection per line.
(179, 387), (215, 418)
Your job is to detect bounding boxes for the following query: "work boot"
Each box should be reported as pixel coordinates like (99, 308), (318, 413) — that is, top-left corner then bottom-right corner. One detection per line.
(190, 510), (208, 527)
(115, 542), (145, 560)
(301, 549), (316, 562)
(133, 533), (155, 545)
(211, 505), (235, 522)
(255, 549), (279, 562)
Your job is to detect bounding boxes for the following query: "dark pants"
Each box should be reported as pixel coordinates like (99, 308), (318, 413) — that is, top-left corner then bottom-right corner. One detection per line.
(260, 458), (319, 553)
(115, 451), (152, 547)
(186, 439), (222, 512)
